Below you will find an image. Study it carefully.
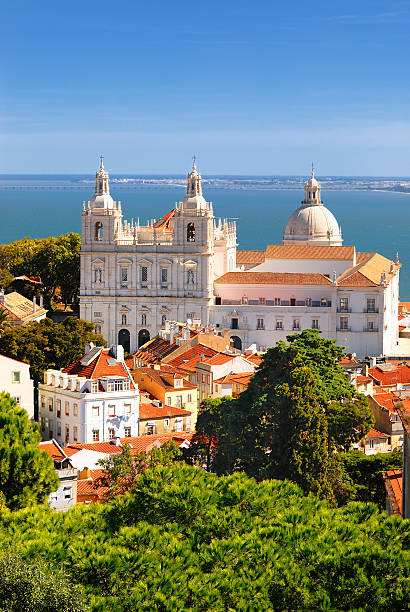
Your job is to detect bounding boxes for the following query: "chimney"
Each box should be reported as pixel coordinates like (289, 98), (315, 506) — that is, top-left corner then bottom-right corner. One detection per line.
(33, 296), (36, 312)
(153, 364), (161, 370)
(110, 436), (122, 446)
(85, 341), (95, 354)
(364, 363), (369, 377)
(80, 467), (92, 479)
(370, 356), (377, 368)
(112, 345), (124, 362)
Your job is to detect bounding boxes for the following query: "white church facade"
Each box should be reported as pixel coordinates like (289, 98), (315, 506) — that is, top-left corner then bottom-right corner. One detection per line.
(80, 160), (400, 358)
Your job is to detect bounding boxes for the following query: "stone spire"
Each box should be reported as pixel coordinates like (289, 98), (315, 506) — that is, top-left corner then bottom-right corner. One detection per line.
(186, 156), (202, 198)
(94, 156), (110, 197)
(89, 157), (114, 210)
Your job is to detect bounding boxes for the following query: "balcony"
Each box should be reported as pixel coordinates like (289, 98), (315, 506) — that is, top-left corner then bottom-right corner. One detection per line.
(337, 327), (351, 332)
(363, 308), (379, 313)
(336, 307), (352, 313)
(363, 326), (379, 332)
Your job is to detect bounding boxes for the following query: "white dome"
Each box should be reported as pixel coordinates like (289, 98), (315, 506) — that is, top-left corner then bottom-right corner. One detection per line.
(283, 204), (342, 245)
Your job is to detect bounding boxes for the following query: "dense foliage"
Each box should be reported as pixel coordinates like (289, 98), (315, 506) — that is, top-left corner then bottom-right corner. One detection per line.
(0, 393), (58, 510)
(0, 317), (106, 385)
(0, 463), (408, 611)
(189, 330), (374, 501)
(341, 450), (404, 508)
(0, 552), (86, 612)
(95, 442), (181, 498)
(0, 233), (80, 307)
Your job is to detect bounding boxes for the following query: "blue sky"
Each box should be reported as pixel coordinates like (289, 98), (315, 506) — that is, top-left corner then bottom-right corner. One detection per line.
(1, 0), (410, 175)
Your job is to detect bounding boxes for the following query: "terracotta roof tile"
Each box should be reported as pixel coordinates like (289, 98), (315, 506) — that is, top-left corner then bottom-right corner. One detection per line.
(62, 348), (134, 387)
(383, 469), (402, 515)
(168, 344), (217, 368)
(39, 440), (67, 462)
(236, 250), (266, 265)
(369, 363), (410, 386)
(365, 428), (389, 438)
(139, 402), (191, 419)
(215, 272), (333, 285)
(265, 245), (355, 260)
(203, 353), (234, 366)
(64, 432), (193, 457)
(0, 291), (47, 323)
(337, 252), (398, 287)
(370, 392), (397, 412)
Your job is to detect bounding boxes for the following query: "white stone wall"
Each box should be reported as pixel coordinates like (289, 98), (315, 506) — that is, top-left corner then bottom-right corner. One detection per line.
(0, 355), (34, 420)
(38, 385), (139, 445)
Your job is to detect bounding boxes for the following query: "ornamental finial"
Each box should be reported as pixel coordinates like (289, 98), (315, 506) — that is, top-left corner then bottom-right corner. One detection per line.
(99, 155), (104, 171)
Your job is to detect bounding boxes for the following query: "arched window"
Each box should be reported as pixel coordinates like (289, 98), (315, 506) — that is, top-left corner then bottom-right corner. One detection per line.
(141, 313), (147, 325)
(161, 314), (166, 326)
(95, 222), (103, 241)
(187, 223), (196, 242)
(187, 269), (194, 284)
(121, 314), (127, 325)
(95, 324), (102, 335)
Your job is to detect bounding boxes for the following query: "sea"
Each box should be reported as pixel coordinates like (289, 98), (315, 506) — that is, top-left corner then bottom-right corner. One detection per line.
(1, 174), (410, 299)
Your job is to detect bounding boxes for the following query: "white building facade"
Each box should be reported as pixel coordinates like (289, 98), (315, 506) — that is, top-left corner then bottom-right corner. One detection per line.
(38, 345), (139, 444)
(80, 159), (236, 353)
(0, 353), (34, 420)
(80, 162), (399, 358)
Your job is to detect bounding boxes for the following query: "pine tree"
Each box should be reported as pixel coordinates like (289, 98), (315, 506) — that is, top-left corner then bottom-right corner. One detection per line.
(264, 356), (334, 500)
(0, 393), (58, 510)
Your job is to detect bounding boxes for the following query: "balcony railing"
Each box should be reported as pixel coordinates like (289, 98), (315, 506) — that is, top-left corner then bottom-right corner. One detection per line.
(363, 327), (379, 332)
(336, 307), (352, 313)
(337, 327), (351, 332)
(217, 299), (331, 307)
(364, 308), (379, 313)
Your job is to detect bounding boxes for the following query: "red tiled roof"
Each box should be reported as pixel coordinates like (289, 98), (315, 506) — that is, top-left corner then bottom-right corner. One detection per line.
(167, 344), (217, 368)
(215, 272), (333, 285)
(77, 469), (108, 497)
(369, 363), (410, 386)
(356, 375), (372, 383)
(139, 402), (191, 420)
(133, 337), (179, 364)
(365, 428), (389, 439)
(339, 356), (357, 364)
(383, 469), (403, 515)
(63, 432), (193, 457)
(39, 440), (67, 462)
(244, 353), (262, 366)
(203, 353), (234, 366)
(236, 250), (266, 265)
(135, 367), (197, 391)
(62, 348), (134, 387)
(370, 392), (397, 412)
(265, 245), (355, 260)
(152, 208), (175, 230)
(214, 372), (254, 385)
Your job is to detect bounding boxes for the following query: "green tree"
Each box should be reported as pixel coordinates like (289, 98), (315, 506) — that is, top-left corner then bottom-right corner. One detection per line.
(95, 441), (181, 499)
(0, 317), (106, 386)
(0, 233), (81, 308)
(0, 464), (408, 610)
(0, 551), (86, 612)
(340, 450), (403, 508)
(259, 357), (334, 499)
(0, 393), (59, 510)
